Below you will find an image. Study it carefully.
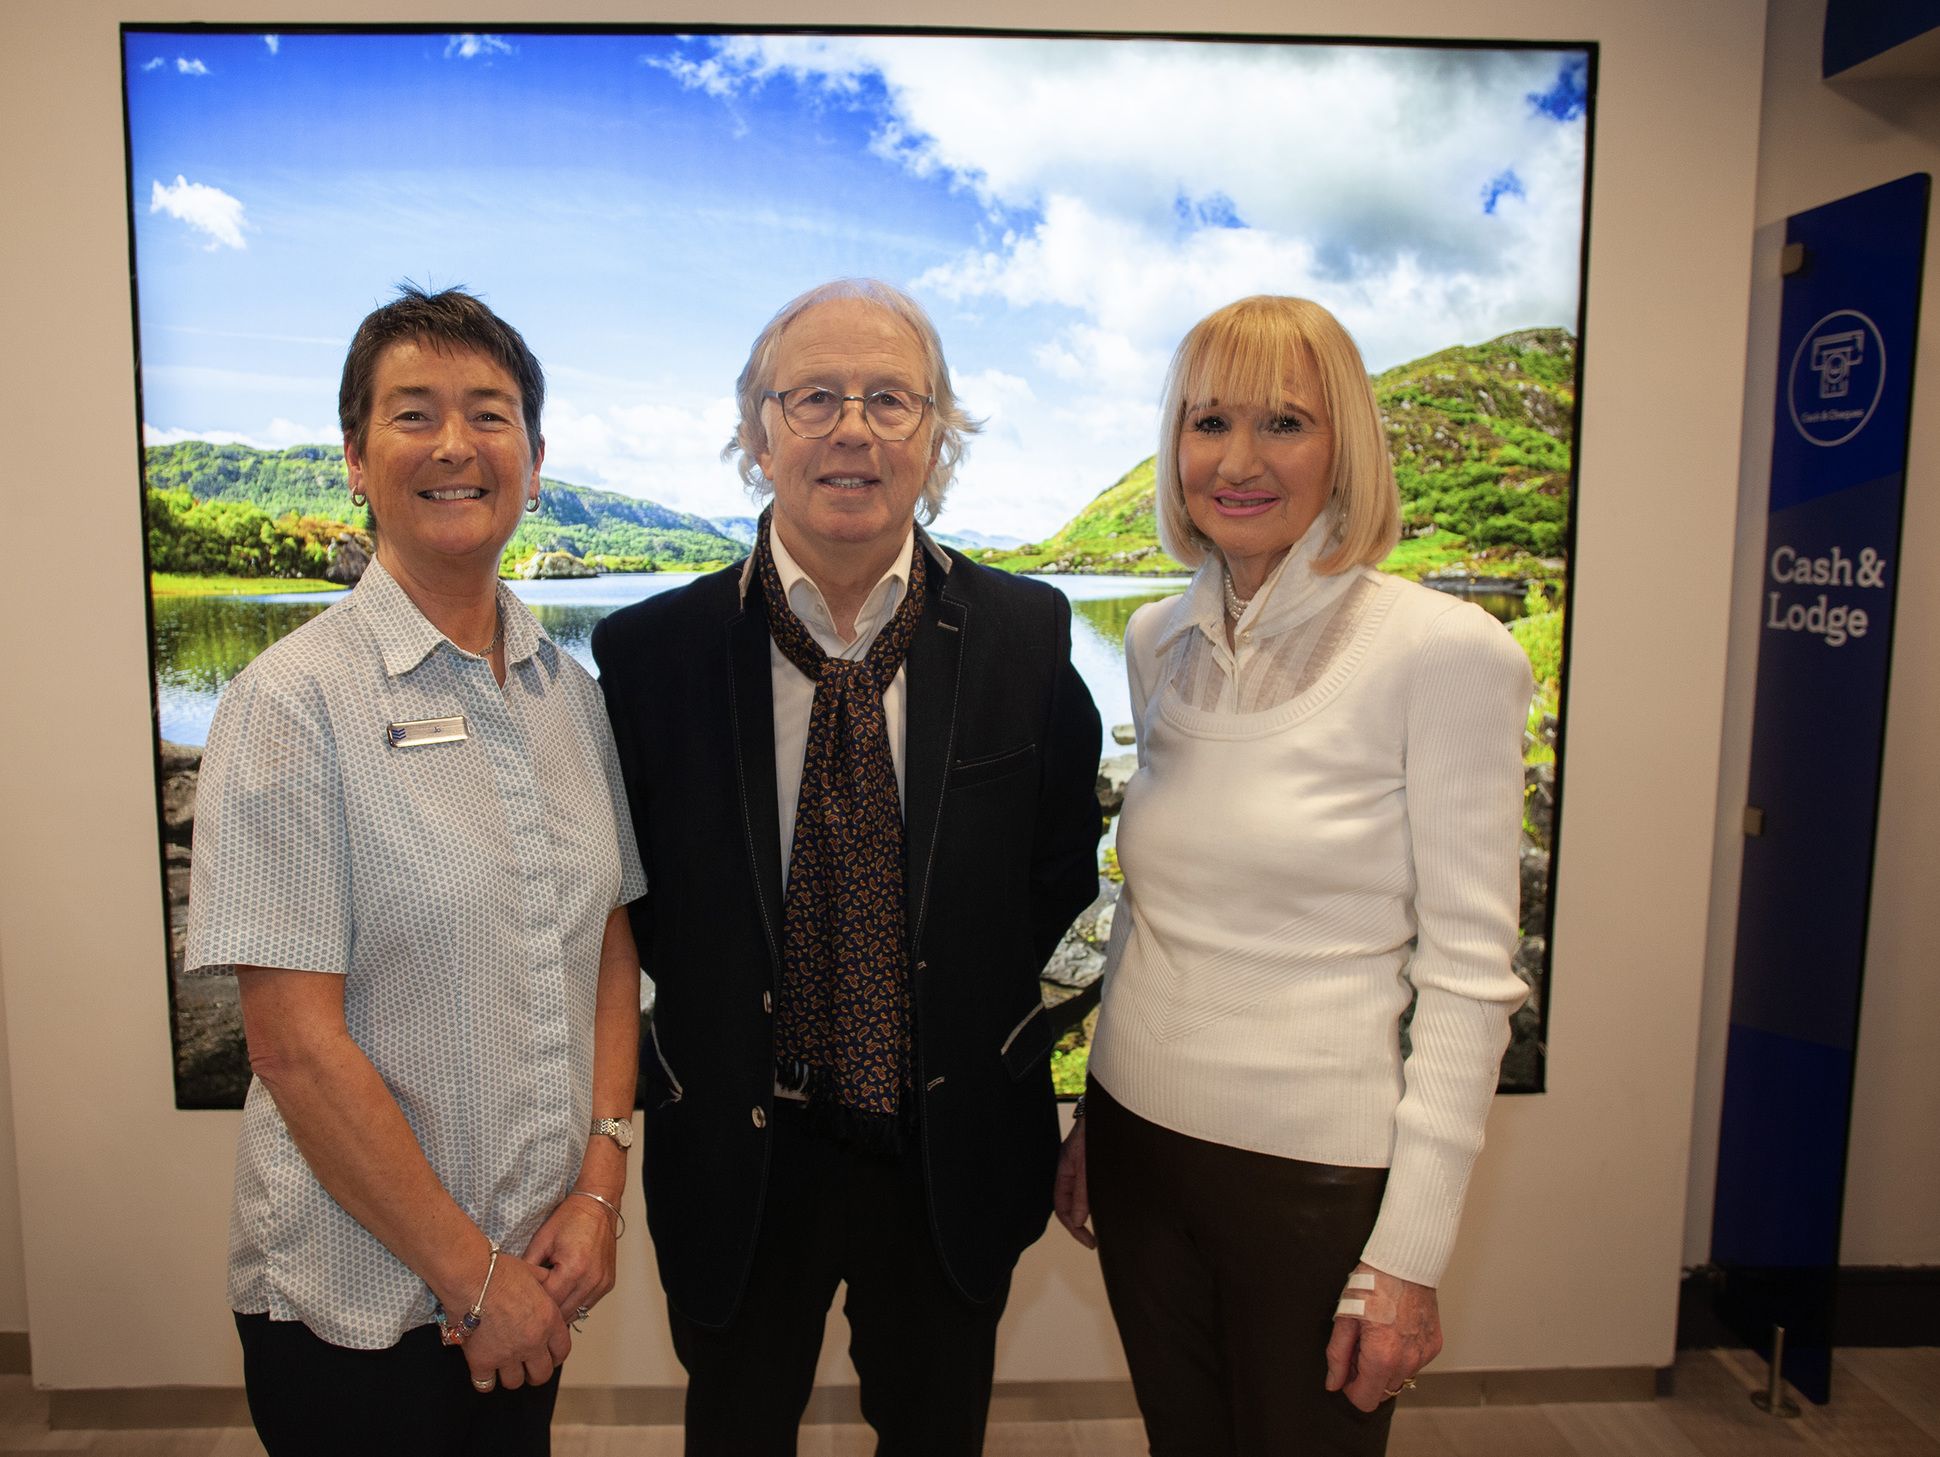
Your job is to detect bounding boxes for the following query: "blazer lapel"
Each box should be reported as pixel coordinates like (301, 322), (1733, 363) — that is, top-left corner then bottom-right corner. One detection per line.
(728, 600), (786, 976)
(903, 572), (966, 953)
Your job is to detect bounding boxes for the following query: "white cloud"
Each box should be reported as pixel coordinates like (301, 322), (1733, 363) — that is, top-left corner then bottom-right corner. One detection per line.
(149, 175), (249, 251)
(539, 391), (750, 519)
(145, 419), (338, 450)
(643, 52), (745, 100)
(263, 35), (280, 56)
(645, 34), (1589, 537)
(668, 36), (1585, 377)
(141, 57), (164, 72)
(175, 57), (209, 76)
(445, 34), (514, 61)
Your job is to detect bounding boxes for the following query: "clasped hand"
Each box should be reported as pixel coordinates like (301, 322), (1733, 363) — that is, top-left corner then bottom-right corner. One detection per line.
(461, 1193), (620, 1393)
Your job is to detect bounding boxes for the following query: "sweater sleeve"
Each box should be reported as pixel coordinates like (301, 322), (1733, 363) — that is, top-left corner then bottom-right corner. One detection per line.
(1361, 603), (1534, 1286)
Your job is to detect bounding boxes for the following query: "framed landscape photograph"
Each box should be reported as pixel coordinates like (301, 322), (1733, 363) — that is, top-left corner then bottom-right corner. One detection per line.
(125, 25), (1591, 1108)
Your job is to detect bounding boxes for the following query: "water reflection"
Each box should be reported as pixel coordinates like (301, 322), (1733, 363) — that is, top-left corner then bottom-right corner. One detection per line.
(149, 571), (1517, 747)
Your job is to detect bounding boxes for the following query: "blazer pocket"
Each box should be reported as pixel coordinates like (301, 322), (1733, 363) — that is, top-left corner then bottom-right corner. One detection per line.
(999, 1001), (1058, 1079)
(948, 742), (1037, 790)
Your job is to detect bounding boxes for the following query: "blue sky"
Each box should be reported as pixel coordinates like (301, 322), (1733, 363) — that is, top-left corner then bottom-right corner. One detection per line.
(127, 30), (1588, 539)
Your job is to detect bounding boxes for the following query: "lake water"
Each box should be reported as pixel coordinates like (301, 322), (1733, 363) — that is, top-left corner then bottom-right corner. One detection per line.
(151, 572), (1523, 747)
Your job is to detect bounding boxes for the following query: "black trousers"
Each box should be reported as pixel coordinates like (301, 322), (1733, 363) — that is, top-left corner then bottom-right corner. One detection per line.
(234, 1310), (560, 1456)
(1086, 1080), (1397, 1457)
(667, 1103), (1010, 1457)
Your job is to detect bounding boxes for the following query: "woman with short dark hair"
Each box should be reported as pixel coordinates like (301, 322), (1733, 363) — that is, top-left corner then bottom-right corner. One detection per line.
(188, 286), (644, 1454)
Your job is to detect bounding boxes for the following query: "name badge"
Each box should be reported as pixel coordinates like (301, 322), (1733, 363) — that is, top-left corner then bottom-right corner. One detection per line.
(386, 716), (468, 748)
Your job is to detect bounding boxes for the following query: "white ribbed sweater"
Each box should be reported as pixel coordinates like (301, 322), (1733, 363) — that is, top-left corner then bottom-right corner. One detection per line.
(1089, 536), (1533, 1287)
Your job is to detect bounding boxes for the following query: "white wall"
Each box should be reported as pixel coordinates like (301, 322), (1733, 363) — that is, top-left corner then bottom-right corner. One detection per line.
(0, 0), (1770, 1391)
(1686, 0), (1940, 1270)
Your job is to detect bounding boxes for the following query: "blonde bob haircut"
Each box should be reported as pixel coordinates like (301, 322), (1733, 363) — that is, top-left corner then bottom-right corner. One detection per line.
(1155, 295), (1399, 576)
(723, 278), (982, 526)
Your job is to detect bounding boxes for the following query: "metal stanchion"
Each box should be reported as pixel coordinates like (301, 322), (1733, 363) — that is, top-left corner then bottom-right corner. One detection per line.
(1751, 1325), (1801, 1418)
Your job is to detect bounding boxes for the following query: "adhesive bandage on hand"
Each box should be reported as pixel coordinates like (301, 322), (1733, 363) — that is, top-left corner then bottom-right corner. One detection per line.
(1334, 1268), (1400, 1326)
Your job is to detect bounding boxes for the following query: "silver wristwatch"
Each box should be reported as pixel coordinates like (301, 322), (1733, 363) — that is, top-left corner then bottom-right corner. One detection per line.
(591, 1117), (635, 1150)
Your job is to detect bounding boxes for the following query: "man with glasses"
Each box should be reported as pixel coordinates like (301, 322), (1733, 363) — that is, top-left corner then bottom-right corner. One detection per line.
(592, 279), (1103, 1454)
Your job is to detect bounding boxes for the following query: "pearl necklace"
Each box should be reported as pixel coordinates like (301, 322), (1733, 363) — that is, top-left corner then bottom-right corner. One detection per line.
(1223, 573), (1253, 622)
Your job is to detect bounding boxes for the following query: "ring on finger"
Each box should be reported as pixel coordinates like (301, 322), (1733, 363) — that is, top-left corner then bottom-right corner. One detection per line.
(1382, 1377), (1419, 1398)
(472, 1376), (497, 1392)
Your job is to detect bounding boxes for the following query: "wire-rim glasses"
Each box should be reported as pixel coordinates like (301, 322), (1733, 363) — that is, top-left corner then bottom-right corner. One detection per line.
(763, 386), (933, 443)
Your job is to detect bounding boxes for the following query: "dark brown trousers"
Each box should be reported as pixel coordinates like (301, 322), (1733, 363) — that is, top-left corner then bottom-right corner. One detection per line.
(1087, 1080), (1397, 1456)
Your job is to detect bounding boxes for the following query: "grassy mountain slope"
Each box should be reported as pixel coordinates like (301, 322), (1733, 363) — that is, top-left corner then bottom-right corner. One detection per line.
(142, 442), (739, 567)
(972, 459), (1175, 576)
(975, 328), (1576, 578)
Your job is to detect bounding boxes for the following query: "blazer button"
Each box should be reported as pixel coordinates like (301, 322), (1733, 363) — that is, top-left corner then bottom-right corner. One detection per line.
(762, 990), (773, 1013)
(751, 1106), (768, 1129)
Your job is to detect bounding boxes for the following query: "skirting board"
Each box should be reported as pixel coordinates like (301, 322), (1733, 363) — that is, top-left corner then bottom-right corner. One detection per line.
(47, 1368), (1658, 1430)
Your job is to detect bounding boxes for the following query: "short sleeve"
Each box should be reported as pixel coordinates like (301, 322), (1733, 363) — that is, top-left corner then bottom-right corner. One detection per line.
(184, 661), (351, 977)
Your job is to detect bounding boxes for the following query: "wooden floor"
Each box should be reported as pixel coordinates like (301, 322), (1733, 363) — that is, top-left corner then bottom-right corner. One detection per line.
(3, 1348), (1934, 1454)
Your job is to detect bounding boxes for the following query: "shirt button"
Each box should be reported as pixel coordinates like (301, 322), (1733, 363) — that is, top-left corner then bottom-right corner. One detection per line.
(762, 990), (773, 1014)
(751, 1106), (768, 1129)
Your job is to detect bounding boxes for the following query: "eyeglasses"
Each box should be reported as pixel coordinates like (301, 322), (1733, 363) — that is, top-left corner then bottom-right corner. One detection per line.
(763, 386), (933, 443)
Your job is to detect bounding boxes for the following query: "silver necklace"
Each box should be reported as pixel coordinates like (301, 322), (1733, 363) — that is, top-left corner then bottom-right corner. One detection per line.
(1223, 572), (1252, 622)
(465, 603), (503, 658)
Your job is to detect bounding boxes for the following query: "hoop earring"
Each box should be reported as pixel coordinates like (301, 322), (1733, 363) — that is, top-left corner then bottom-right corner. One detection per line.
(525, 494), (541, 514)
(350, 491), (368, 508)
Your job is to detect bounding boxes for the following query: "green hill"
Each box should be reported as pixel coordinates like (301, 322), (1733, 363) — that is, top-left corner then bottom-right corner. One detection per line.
(142, 442), (740, 570)
(975, 327), (1576, 579)
(972, 459), (1175, 575)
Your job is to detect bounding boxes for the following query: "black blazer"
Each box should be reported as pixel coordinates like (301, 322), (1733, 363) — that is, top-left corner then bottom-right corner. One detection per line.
(591, 543), (1103, 1329)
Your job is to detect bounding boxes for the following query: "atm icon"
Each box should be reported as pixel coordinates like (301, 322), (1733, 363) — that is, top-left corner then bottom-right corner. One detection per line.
(1809, 329), (1865, 398)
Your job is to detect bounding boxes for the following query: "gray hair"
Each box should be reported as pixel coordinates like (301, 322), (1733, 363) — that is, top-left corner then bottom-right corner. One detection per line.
(722, 279), (981, 524)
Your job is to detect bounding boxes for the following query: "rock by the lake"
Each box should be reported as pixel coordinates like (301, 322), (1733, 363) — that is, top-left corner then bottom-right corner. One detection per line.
(160, 769), (198, 844)
(1512, 933), (1546, 990)
(1067, 878), (1121, 947)
(1524, 761), (1556, 849)
(1111, 723), (1136, 746)
(1519, 844), (1550, 934)
(1040, 936), (1105, 990)
(159, 741), (203, 775)
(518, 550), (597, 580)
(1096, 754), (1138, 815)
(1499, 1001), (1545, 1090)
(326, 534), (371, 585)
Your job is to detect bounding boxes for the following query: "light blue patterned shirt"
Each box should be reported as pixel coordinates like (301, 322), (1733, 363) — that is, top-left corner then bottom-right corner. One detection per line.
(186, 558), (646, 1349)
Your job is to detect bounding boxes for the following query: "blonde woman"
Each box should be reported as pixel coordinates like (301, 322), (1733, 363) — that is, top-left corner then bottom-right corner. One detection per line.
(1055, 296), (1532, 1455)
